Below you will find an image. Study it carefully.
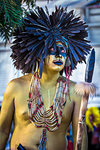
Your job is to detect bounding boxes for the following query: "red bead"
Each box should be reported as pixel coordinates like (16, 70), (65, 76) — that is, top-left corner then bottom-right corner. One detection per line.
(28, 103), (31, 109)
(60, 111), (62, 116)
(57, 124), (60, 127)
(29, 92), (31, 98)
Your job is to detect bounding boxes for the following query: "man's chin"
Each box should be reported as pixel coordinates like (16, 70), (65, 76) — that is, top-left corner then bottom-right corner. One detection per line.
(49, 66), (64, 72)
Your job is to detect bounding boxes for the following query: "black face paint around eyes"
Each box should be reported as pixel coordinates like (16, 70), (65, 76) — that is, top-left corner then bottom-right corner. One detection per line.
(49, 51), (66, 58)
(60, 53), (66, 58)
(49, 46), (67, 58)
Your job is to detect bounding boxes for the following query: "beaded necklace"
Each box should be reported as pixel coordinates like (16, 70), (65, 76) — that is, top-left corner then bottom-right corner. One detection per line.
(27, 73), (68, 149)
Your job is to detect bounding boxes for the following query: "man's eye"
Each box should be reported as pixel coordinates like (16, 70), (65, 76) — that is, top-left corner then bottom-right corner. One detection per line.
(50, 48), (54, 52)
(61, 49), (66, 53)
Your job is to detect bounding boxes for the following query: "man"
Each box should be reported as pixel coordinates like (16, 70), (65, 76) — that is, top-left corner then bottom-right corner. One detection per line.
(0, 6), (91, 150)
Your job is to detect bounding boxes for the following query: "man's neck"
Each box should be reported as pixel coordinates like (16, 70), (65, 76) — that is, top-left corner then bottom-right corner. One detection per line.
(39, 70), (60, 89)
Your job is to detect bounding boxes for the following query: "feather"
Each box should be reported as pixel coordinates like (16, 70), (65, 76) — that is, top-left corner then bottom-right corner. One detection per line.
(48, 38), (53, 48)
(71, 42), (83, 57)
(71, 39), (91, 47)
(37, 18), (48, 27)
(69, 50), (74, 69)
(85, 49), (95, 83)
(75, 82), (96, 95)
(39, 54), (43, 78)
(69, 43), (79, 61)
(26, 39), (37, 47)
(20, 48), (27, 53)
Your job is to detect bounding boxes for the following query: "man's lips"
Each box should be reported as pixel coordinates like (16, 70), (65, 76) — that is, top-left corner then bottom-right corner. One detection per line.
(53, 60), (63, 66)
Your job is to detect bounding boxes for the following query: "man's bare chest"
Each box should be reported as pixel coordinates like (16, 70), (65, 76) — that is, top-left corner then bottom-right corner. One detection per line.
(14, 96), (74, 127)
(14, 78), (74, 130)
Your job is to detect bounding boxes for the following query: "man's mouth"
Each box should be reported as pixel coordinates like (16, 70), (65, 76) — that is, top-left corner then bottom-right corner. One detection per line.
(53, 60), (63, 66)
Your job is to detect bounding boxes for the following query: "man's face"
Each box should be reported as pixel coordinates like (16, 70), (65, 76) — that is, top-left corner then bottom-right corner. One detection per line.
(44, 43), (67, 72)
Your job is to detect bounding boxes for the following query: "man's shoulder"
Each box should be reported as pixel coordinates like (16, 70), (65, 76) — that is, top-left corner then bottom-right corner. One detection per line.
(69, 80), (76, 96)
(69, 80), (81, 102)
(10, 73), (32, 85)
(60, 76), (76, 85)
(69, 80), (76, 87)
(6, 73), (32, 93)
(60, 76), (76, 91)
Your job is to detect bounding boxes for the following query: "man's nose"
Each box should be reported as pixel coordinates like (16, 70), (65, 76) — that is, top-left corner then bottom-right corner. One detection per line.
(55, 54), (62, 58)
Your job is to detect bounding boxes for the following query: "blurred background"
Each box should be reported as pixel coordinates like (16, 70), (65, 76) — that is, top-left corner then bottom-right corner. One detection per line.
(0, 0), (100, 150)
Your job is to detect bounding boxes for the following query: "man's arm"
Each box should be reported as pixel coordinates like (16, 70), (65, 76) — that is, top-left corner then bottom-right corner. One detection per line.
(0, 80), (15, 150)
(70, 82), (88, 150)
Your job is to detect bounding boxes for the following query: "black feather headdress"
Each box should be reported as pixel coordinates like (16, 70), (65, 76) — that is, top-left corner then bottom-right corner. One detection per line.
(11, 6), (91, 77)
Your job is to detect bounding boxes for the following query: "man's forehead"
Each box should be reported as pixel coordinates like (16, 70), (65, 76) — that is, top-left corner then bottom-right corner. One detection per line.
(50, 42), (65, 49)
(56, 42), (63, 47)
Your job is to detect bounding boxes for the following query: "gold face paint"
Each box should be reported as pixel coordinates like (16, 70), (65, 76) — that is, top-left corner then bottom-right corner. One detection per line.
(43, 42), (67, 72)
(44, 54), (66, 72)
